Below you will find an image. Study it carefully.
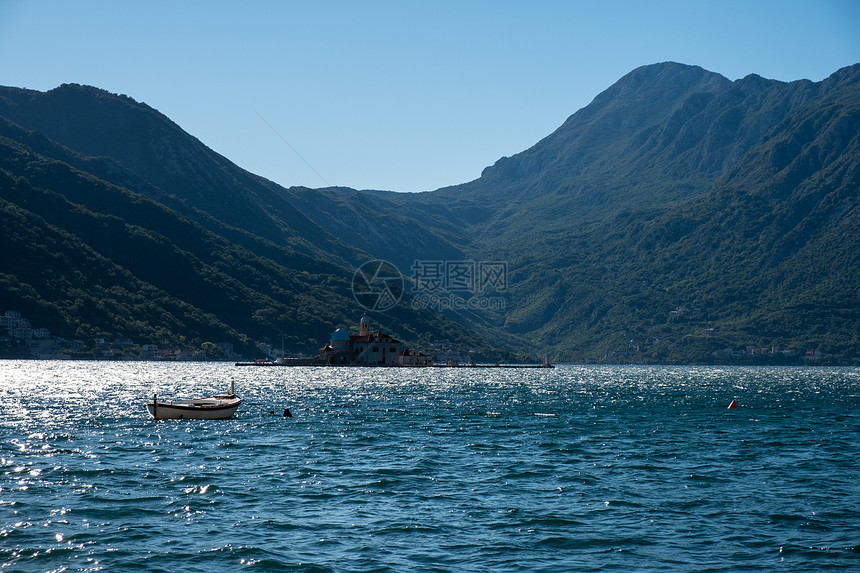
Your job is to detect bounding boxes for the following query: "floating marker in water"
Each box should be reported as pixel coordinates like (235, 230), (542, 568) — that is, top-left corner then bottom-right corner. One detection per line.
(727, 399), (738, 409)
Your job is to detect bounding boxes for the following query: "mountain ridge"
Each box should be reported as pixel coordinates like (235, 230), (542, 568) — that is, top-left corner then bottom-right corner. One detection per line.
(2, 61), (858, 362)
(0, 83), (368, 267)
(0, 111), (503, 360)
(369, 62), (860, 360)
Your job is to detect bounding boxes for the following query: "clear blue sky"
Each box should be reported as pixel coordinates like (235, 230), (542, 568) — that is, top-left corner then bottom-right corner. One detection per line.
(1, 1), (858, 192)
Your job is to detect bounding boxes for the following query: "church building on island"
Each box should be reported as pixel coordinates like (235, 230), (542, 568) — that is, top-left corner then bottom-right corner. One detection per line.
(319, 316), (432, 366)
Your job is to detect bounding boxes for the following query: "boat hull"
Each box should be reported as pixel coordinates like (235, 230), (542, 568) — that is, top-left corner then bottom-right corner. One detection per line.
(145, 397), (241, 420)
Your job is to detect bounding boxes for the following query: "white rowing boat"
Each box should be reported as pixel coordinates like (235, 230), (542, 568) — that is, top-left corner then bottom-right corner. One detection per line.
(145, 382), (241, 420)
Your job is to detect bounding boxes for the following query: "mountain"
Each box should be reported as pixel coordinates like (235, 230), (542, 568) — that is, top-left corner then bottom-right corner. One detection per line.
(366, 62), (860, 361)
(0, 84), (467, 273)
(1, 61), (858, 363)
(0, 83), (366, 267)
(0, 92), (501, 360)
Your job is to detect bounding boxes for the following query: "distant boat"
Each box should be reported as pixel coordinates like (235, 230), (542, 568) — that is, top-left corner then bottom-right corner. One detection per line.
(145, 382), (241, 420)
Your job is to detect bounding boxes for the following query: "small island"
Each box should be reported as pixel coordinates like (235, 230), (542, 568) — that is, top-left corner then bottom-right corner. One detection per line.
(236, 316), (553, 368)
(237, 316), (432, 367)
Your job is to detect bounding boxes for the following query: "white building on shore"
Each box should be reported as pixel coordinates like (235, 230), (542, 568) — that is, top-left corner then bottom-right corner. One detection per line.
(319, 317), (431, 366)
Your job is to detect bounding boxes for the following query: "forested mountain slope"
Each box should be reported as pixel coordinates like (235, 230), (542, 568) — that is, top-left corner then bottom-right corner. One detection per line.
(2, 62), (857, 362)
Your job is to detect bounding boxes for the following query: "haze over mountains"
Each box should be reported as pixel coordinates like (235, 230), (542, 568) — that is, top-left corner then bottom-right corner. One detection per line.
(1, 62), (858, 362)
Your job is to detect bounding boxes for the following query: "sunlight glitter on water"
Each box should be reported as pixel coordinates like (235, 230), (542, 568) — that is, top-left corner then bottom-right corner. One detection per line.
(1, 361), (858, 572)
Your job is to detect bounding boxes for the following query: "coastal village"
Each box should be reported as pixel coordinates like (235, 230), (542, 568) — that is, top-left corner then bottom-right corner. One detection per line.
(2, 309), (855, 365)
(0, 310), (446, 364)
(0, 310), (241, 361)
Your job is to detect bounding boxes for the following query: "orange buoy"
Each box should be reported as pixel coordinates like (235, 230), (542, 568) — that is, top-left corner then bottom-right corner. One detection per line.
(727, 399), (738, 409)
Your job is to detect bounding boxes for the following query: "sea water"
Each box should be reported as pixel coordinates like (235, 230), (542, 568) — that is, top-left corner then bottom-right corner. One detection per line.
(0, 361), (857, 572)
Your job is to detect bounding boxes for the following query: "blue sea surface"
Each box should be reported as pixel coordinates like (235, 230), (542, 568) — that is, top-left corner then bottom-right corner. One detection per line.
(1, 361), (858, 571)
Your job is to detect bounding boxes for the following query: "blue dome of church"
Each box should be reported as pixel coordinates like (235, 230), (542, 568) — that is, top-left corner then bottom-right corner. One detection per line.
(331, 328), (350, 341)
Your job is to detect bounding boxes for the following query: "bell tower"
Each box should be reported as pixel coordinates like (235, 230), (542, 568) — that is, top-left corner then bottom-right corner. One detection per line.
(359, 316), (370, 336)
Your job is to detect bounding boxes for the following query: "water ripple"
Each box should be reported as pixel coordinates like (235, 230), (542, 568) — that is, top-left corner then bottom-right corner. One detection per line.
(1, 362), (858, 571)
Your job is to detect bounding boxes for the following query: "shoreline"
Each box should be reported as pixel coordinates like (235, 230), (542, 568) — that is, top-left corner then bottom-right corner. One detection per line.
(234, 361), (554, 369)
